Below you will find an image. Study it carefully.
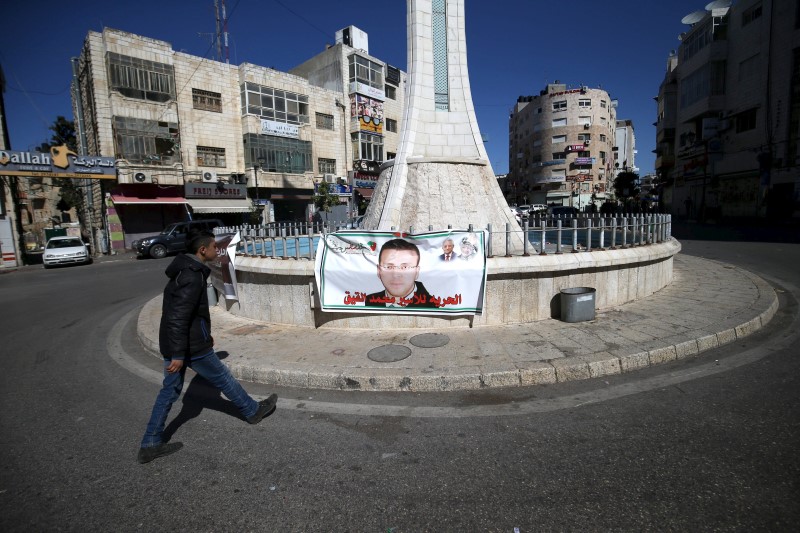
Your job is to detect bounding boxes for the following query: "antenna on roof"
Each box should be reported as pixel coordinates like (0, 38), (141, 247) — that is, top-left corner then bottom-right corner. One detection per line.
(681, 10), (707, 25)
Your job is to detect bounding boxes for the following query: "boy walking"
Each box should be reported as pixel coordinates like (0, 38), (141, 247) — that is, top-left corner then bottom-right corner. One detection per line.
(138, 230), (277, 464)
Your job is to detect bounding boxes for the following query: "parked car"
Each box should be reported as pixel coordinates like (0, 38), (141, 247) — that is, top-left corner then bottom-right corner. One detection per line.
(548, 206), (580, 217)
(43, 236), (92, 268)
(132, 219), (223, 259)
(517, 205), (532, 217)
(345, 215), (365, 229)
(509, 208), (522, 224)
(529, 204), (548, 214)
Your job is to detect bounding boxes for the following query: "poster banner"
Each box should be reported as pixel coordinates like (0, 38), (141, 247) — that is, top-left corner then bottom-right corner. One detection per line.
(209, 232), (241, 302)
(351, 94), (384, 134)
(314, 230), (487, 315)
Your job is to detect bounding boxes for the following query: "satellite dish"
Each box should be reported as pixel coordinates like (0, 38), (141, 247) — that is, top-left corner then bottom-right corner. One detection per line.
(705, 0), (732, 11)
(681, 10), (707, 24)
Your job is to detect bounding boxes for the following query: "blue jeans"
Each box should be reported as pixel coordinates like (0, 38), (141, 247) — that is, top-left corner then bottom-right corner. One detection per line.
(140, 351), (259, 448)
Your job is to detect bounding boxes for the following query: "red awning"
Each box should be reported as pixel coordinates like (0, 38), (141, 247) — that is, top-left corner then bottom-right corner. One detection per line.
(111, 195), (187, 205)
(355, 187), (373, 198)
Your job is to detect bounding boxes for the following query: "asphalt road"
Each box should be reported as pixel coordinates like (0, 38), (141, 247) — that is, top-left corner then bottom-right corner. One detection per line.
(1, 226), (798, 531)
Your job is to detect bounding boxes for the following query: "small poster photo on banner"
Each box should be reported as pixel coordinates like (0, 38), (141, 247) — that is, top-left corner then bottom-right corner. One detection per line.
(314, 230), (487, 315)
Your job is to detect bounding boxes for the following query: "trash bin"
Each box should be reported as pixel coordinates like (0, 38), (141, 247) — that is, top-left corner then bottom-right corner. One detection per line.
(560, 287), (596, 322)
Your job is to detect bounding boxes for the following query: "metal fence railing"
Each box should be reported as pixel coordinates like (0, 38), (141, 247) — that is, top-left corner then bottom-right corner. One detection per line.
(215, 214), (673, 261)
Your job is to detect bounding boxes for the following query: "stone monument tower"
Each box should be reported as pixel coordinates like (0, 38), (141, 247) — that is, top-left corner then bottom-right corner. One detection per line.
(363, 0), (524, 252)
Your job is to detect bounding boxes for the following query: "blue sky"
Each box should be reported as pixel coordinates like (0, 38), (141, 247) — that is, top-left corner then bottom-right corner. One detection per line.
(0, 0), (708, 175)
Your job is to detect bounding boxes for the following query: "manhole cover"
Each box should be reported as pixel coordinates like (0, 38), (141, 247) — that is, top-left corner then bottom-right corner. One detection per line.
(409, 333), (450, 348)
(367, 344), (412, 363)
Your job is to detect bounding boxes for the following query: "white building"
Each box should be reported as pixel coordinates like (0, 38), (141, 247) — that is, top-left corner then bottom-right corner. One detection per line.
(73, 27), (406, 250)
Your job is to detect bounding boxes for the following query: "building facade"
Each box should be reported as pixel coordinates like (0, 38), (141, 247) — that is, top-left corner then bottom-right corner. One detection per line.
(507, 83), (618, 210)
(614, 119), (638, 176)
(74, 27), (406, 250)
(655, 0), (800, 220)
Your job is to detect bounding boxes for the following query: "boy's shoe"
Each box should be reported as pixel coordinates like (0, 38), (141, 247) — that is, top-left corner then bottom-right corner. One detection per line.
(137, 442), (183, 464)
(247, 394), (278, 424)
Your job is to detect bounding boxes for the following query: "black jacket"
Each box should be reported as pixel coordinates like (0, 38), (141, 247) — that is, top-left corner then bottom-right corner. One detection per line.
(366, 281), (438, 308)
(158, 254), (213, 360)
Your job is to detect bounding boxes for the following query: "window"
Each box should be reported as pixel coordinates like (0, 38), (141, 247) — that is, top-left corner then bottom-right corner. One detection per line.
(682, 21), (713, 61)
(552, 118), (567, 127)
(551, 168), (566, 179)
(735, 108), (757, 133)
(599, 151), (607, 161)
(537, 107), (542, 114)
(318, 158), (336, 174)
(386, 152), (396, 160)
(600, 100), (607, 108)
(552, 135), (566, 143)
(243, 133), (312, 174)
(533, 139), (542, 147)
(351, 132), (384, 162)
(742, 2), (762, 26)
(578, 116), (591, 126)
(196, 146), (226, 167)
(552, 100), (567, 111)
(386, 118), (398, 133)
(316, 112), (334, 130)
(192, 89), (222, 112)
(113, 117), (179, 165)
(349, 54), (384, 90)
(680, 61), (726, 108)
(107, 52), (175, 103)
(385, 85), (397, 100)
(578, 151), (591, 158)
(552, 152), (566, 160)
(739, 54), (759, 81)
(241, 83), (309, 124)
(578, 99), (591, 108)
(600, 134), (606, 142)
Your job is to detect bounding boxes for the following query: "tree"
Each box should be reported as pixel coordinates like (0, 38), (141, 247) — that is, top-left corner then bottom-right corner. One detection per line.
(313, 181), (340, 213)
(35, 117), (86, 224)
(612, 171), (640, 201)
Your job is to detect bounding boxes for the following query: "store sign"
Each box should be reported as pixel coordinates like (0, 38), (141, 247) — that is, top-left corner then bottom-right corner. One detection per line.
(260, 119), (299, 139)
(567, 144), (585, 152)
(0, 146), (117, 179)
(352, 172), (378, 188)
(185, 183), (247, 199)
(315, 182), (351, 197)
(534, 175), (566, 183)
(349, 81), (385, 101)
(574, 157), (596, 165)
(353, 159), (381, 175)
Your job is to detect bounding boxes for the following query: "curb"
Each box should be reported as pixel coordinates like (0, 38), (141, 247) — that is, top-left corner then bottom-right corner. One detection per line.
(135, 260), (779, 392)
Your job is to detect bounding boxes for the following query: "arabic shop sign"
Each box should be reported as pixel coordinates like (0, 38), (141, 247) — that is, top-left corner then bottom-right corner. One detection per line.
(260, 119), (299, 139)
(185, 183), (247, 199)
(574, 157), (596, 165)
(352, 172), (378, 188)
(0, 146), (117, 179)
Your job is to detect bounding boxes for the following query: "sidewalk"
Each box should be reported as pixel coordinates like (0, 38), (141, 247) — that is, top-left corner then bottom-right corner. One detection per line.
(137, 254), (778, 392)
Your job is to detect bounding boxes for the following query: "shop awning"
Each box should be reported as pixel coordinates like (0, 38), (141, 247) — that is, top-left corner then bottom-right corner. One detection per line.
(355, 187), (374, 198)
(270, 193), (313, 200)
(185, 198), (252, 213)
(110, 194), (187, 205)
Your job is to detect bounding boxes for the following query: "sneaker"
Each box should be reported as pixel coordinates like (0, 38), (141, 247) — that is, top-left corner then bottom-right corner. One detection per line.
(137, 442), (183, 464)
(247, 394), (278, 424)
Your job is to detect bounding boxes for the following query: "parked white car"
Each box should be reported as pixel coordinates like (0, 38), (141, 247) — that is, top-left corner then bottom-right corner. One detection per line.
(43, 236), (92, 269)
(530, 204), (548, 214)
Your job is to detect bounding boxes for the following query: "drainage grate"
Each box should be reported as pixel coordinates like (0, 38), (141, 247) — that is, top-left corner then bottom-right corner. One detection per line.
(409, 333), (450, 348)
(367, 344), (412, 363)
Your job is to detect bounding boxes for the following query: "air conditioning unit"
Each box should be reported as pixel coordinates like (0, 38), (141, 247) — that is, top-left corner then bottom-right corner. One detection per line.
(583, 123), (591, 130)
(580, 86), (588, 93)
(323, 173), (336, 184)
(232, 173), (248, 185)
(202, 171), (218, 183)
(584, 140), (591, 146)
(133, 171), (149, 183)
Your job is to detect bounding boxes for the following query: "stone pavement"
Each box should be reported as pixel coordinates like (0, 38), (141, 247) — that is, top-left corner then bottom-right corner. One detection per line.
(137, 254), (778, 392)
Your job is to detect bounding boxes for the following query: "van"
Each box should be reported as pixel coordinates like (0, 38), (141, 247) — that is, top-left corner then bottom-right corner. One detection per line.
(132, 219), (223, 258)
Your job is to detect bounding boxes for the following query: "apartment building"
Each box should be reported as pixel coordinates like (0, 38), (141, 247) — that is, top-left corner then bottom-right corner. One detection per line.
(508, 83), (618, 210)
(73, 26), (405, 250)
(655, 0), (799, 220)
